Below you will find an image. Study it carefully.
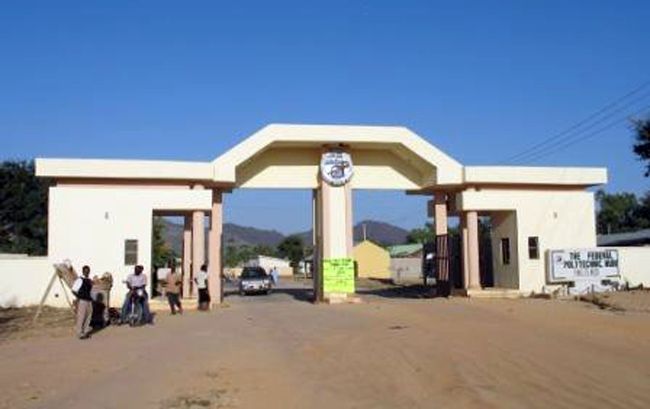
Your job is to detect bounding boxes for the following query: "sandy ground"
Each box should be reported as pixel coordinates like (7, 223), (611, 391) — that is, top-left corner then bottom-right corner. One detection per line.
(1, 289), (650, 409)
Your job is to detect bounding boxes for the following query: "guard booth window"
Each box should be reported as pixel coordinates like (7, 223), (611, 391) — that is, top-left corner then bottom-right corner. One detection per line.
(124, 239), (138, 265)
(500, 238), (510, 265)
(528, 237), (539, 259)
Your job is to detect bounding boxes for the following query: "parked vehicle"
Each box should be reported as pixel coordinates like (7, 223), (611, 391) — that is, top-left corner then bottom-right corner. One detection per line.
(239, 267), (272, 295)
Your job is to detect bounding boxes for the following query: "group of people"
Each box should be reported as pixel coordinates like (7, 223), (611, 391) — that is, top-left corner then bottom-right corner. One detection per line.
(163, 263), (211, 313)
(71, 263), (213, 340)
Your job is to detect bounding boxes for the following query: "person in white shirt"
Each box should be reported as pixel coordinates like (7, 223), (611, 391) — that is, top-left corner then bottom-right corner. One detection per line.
(194, 264), (210, 311)
(120, 265), (152, 323)
(271, 267), (280, 286)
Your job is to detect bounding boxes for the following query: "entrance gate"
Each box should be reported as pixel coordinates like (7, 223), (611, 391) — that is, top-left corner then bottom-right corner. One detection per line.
(38, 123), (607, 307)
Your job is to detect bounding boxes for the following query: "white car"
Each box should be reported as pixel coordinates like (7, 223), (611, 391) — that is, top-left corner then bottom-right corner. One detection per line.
(239, 267), (272, 295)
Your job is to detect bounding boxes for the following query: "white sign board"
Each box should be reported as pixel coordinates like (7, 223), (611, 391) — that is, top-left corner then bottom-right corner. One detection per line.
(547, 248), (619, 283)
(320, 150), (353, 186)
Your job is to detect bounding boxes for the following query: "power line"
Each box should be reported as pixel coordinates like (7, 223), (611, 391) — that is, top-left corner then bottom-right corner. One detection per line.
(511, 92), (650, 164)
(522, 104), (650, 164)
(501, 80), (650, 164)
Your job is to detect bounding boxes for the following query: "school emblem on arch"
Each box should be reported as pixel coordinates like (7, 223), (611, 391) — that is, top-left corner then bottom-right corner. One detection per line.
(320, 150), (354, 186)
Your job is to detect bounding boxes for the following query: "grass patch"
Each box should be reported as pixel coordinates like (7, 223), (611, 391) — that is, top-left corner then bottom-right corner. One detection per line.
(0, 306), (74, 341)
(576, 294), (625, 312)
(161, 389), (234, 409)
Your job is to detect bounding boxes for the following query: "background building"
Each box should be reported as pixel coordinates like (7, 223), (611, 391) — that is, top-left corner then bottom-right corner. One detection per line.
(353, 240), (391, 280)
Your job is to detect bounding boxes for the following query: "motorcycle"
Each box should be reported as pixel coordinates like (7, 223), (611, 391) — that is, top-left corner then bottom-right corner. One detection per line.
(126, 287), (148, 327)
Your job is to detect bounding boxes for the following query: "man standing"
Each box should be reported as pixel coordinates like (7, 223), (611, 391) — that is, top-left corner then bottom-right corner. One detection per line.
(71, 265), (93, 339)
(271, 266), (280, 286)
(194, 264), (210, 311)
(166, 265), (183, 315)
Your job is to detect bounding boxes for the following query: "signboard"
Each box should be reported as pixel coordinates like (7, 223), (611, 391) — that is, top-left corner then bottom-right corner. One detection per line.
(320, 150), (353, 186)
(547, 248), (620, 283)
(323, 258), (355, 294)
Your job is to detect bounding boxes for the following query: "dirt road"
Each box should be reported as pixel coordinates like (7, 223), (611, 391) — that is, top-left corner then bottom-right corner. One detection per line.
(1, 292), (649, 409)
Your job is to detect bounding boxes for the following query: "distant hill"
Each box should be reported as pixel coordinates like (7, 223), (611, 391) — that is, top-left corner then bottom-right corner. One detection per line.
(354, 220), (409, 245)
(295, 220), (409, 247)
(162, 220), (285, 255)
(222, 223), (285, 247)
(162, 220), (184, 254)
(162, 219), (410, 254)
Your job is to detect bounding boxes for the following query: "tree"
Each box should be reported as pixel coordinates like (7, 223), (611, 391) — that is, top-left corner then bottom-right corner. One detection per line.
(223, 244), (278, 268)
(595, 190), (650, 234)
(277, 235), (304, 270)
(0, 161), (51, 255)
(406, 223), (435, 244)
(254, 244), (277, 258)
(406, 223), (461, 244)
(151, 217), (175, 267)
(636, 191), (650, 224)
(633, 117), (650, 176)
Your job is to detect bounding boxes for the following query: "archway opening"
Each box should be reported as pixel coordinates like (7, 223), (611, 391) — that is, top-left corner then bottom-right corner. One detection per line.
(221, 188), (315, 303)
(352, 190), (438, 299)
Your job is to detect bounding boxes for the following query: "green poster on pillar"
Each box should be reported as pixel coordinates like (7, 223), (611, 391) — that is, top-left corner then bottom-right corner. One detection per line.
(323, 258), (355, 294)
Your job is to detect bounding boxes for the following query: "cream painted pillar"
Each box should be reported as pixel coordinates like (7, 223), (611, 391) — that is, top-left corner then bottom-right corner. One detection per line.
(318, 173), (354, 300)
(345, 183), (354, 255)
(182, 215), (193, 298)
(434, 194), (448, 236)
(433, 193), (450, 296)
(461, 216), (470, 290)
(312, 189), (322, 302)
(321, 180), (353, 259)
(191, 186), (206, 293)
(466, 211), (481, 289)
(208, 190), (223, 307)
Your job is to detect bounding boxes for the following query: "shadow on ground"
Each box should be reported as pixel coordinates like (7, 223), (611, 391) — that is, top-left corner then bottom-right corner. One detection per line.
(356, 284), (438, 299)
(224, 288), (315, 303)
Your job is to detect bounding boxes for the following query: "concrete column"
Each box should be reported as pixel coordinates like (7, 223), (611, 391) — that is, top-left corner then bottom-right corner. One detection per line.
(191, 186), (205, 294)
(345, 183), (354, 255)
(318, 167), (354, 300)
(467, 210), (481, 289)
(208, 190), (223, 307)
(312, 189), (322, 302)
(320, 181), (352, 259)
(434, 194), (448, 236)
(433, 193), (450, 296)
(461, 216), (470, 290)
(182, 215), (193, 298)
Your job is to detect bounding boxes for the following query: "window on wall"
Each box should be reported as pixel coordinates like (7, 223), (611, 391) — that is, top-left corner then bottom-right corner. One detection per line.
(528, 237), (539, 259)
(124, 239), (138, 265)
(500, 238), (510, 265)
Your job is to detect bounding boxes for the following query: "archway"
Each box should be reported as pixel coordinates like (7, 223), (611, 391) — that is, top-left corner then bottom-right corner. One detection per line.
(36, 123), (606, 308)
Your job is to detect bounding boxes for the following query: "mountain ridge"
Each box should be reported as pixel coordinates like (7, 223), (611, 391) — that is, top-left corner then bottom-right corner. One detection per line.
(162, 219), (409, 254)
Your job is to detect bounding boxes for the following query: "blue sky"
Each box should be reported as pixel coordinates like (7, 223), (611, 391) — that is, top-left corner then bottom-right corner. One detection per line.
(2, 1), (649, 233)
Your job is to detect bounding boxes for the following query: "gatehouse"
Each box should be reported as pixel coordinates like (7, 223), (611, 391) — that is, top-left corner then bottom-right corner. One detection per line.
(35, 124), (607, 305)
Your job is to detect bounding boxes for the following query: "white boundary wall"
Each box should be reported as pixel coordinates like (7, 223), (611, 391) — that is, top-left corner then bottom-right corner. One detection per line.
(605, 247), (650, 288)
(389, 258), (422, 283)
(0, 255), (70, 308)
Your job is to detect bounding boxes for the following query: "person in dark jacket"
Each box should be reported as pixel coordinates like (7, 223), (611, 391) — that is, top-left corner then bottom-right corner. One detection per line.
(72, 265), (93, 339)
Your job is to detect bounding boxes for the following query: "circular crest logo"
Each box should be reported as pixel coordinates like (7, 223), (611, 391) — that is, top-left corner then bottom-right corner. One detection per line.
(320, 150), (353, 186)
